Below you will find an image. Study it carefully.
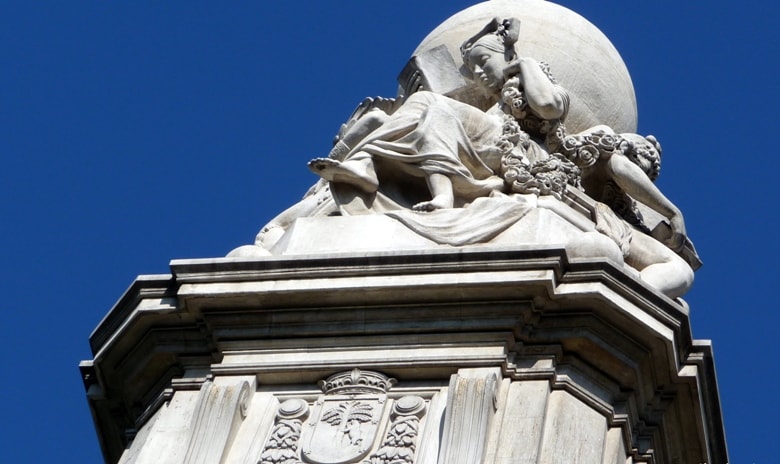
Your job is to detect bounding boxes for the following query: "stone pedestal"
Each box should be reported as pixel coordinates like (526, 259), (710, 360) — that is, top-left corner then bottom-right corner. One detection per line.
(81, 245), (727, 463)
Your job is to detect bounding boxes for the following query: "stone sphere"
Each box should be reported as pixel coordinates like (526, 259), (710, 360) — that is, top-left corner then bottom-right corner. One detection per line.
(411, 0), (637, 133)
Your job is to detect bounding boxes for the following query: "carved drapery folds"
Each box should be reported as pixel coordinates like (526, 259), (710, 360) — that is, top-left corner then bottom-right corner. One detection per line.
(231, 11), (701, 301)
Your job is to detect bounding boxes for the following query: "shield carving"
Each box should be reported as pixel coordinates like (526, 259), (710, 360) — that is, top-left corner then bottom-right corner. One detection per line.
(300, 394), (388, 464)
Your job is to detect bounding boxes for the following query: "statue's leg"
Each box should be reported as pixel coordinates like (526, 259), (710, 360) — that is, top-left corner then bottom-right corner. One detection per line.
(255, 184), (337, 250)
(308, 154), (379, 193)
(338, 110), (388, 153)
(451, 175), (506, 200)
(627, 232), (693, 299)
(413, 173), (454, 211)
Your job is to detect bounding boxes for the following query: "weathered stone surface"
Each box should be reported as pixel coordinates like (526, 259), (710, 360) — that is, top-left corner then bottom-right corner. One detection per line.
(183, 377), (253, 464)
(438, 368), (500, 464)
(490, 380), (549, 463)
(538, 390), (608, 463)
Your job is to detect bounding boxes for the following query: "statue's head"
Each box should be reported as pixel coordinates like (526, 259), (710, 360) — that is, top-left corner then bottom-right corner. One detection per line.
(620, 133), (662, 181)
(460, 18), (520, 92)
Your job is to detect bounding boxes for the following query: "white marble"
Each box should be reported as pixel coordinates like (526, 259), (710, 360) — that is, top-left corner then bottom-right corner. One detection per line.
(83, 2), (725, 463)
(238, 8), (700, 299)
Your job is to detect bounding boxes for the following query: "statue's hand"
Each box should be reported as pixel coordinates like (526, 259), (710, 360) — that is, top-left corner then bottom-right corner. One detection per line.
(370, 96), (399, 114)
(665, 212), (687, 252)
(503, 57), (533, 79)
(405, 71), (424, 97)
(356, 96), (398, 116)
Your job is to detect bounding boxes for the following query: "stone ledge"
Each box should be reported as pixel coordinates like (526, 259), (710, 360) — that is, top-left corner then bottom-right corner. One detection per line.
(82, 247), (724, 464)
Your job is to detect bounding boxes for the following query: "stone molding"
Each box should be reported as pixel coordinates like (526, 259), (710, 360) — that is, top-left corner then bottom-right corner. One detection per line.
(183, 377), (253, 464)
(438, 368), (499, 464)
(82, 247), (727, 463)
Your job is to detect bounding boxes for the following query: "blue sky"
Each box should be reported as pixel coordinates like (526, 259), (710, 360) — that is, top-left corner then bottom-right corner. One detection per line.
(1, 1), (776, 462)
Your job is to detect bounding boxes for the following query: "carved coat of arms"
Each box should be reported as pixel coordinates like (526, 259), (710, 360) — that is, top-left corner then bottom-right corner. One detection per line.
(258, 369), (427, 464)
(300, 394), (388, 464)
(298, 369), (394, 464)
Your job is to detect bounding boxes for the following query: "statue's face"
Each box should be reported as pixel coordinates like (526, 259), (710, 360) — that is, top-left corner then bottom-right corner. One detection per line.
(465, 44), (506, 91)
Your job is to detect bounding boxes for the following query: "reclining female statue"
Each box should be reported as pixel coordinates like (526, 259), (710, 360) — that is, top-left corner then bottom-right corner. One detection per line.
(244, 17), (695, 299)
(307, 17), (571, 213)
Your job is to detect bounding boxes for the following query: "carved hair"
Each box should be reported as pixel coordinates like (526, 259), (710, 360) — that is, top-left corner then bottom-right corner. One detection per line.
(460, 17), (521, 63)
(620, 133), (662, 181)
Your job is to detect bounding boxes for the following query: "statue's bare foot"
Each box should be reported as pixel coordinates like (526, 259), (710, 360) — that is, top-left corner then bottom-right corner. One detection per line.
(413, 195), (452, 212)
(308, 158), (340, 178)
(308, 158), (378, 193)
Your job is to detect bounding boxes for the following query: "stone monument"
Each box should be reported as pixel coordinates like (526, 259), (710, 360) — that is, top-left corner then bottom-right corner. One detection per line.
(81, 1), (728, 463)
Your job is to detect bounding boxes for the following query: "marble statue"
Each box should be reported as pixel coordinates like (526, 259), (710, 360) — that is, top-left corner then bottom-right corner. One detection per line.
(231, 17), (698, 300)
(308, 18), (571, 213)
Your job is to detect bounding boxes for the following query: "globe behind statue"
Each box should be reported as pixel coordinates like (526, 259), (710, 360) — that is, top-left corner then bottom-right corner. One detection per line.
(408, 0), (637, 134)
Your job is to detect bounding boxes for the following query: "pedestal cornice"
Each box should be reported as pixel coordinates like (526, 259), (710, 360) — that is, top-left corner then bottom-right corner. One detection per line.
(82, 246), (726, 463)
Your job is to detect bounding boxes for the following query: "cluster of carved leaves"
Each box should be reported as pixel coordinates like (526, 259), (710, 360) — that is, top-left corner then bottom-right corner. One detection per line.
(259, 419), (303, 464)
(363, 415), (420, 464)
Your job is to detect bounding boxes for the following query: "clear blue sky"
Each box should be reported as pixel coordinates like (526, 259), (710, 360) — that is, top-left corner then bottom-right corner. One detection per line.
(1, 1), (776, 462)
